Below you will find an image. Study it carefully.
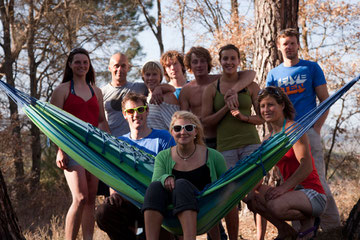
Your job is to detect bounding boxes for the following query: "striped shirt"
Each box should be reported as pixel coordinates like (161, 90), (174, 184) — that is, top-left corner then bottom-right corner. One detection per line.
(146, 99), (179, 130)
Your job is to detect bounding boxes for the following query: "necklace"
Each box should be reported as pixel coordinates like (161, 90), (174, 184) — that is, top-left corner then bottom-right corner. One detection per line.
(176, 145), (197, 161)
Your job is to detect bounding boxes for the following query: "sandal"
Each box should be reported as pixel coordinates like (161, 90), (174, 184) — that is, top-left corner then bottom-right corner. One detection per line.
(298, 217), (320, 239)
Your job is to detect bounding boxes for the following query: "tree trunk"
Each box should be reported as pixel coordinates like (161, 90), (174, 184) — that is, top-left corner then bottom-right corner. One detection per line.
(0, 0), (25, 185)
(27, 0), (42, 190)
(343, 198), (360, 240)
(253, 0), (299, 185)
(0, 169), (26, 240)
(253, 0), (299, 86)
(137, 0), (164, 55)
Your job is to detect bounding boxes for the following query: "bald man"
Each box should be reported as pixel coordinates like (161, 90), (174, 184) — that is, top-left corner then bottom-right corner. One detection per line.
(101, 53), (148, 137)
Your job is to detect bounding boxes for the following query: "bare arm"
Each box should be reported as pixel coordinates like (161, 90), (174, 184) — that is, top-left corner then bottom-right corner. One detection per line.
(150, 83), (176, 104)
(164, 92), (179, 105)
(158, 83), (176, 93)
(201, 83), (228, 127)
(313, 84), (329, 134)
(248, 82), (265, 125)
(179, 86), (190, 111)
(283, 134), (313, 190)
(225, 70), (256, 109)
(230, 82), (264, 125)
(94, 87), (111, 133)
(50, 84), (68, 169)
(265, 133), (313, 200)
(50, 84), (67, 109)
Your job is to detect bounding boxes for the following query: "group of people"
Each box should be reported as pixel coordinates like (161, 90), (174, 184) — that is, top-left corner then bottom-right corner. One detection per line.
(51, 28), (341, 240)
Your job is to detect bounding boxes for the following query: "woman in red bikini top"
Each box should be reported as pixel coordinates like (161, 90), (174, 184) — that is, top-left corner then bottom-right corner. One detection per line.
(245, 86), (326, 240)
(50, 48), (109, 240)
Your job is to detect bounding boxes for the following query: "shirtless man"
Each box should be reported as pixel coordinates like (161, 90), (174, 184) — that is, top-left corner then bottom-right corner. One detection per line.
(180, 46), (255, 240)
(180, 46), (255, 147)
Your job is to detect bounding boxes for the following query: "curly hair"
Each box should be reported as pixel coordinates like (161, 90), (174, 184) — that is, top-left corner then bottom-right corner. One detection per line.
(160, 50), (186, 82)
(184, 46), (213, 73)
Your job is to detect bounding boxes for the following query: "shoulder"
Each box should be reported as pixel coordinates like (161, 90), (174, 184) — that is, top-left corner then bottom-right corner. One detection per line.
(207, 147), (224, 160)
(133, 81), (147, 90)
(156, 147), (172, 159)
(101, 83), (112, 91)
(239, 69), (256, 79)
(181, 80), (197, 91)
(151, 129), (171, 137)
(204, 81), (217, 94)
(92, 85), (103, 98)
(247, 82), (260, 93)
(118, 132), (131, 141)
(53, 82), (70, 96)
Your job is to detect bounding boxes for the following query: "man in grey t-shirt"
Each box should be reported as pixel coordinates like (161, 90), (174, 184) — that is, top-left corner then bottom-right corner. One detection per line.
(102, 52), (175, 138)
(102, 53), (148, 137)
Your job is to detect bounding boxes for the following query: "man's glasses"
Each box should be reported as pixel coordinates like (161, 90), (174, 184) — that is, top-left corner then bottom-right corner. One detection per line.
(258, 87), (282, 97)
(124, 106), (147, 115)
(172, 124), (196, 133)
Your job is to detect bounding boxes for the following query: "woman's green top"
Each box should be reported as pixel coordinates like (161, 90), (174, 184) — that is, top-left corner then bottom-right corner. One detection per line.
(214, 84), (260, 152)
(152, 147), (227, 187)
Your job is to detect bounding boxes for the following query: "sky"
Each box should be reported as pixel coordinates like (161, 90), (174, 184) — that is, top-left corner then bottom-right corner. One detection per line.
(135, 0), (254, 63)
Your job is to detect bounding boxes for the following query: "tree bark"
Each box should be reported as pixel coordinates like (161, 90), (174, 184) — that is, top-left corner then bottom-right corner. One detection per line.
(0, 169), (26, 240)
(27, 0), (43, 190)
(253, 0), (299, 185)
(343, 198), (360, 240)
(253, 0), (299, 86)
(0, 0), (25, 185)
(137, 0), (164, 55)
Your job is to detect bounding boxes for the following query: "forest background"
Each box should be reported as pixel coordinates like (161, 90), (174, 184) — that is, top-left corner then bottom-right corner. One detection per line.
(0, 0), (359, 239)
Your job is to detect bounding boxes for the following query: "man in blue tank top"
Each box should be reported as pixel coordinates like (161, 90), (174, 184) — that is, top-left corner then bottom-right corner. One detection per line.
(266, 28), (340, 231)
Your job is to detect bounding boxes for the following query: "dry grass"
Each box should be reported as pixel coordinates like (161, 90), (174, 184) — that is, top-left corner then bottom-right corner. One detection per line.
(14, 176), (359, 240)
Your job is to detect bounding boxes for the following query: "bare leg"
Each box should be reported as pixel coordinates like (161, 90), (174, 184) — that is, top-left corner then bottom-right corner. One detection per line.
(208, 223), (220, 240)
(81, 171), (98, 240)
(255, 213), (267, 240)
(64, 166), (89, 240)
(177, 210), (197, 240)
(225, 206), (239, 240)
(252, 185), (313, 239)
(144, 210), (163, 240)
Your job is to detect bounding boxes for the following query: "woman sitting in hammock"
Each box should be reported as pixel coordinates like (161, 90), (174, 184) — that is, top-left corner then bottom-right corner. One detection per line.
(245, 86), (327, 240)
(142, 111), (227, 240)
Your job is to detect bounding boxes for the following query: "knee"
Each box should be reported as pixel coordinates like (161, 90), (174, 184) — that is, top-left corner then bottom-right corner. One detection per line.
(266, 200), (284, 219)
(145, 181), (165, 200)
(73, 194), (88, 207)
(174, 179), (193, 191)
(148, 181), (164, 192)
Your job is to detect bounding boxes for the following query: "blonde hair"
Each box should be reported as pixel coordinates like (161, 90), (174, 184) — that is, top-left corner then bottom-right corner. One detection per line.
(141, 60), (164, 81)
(170, 111), (205, 146)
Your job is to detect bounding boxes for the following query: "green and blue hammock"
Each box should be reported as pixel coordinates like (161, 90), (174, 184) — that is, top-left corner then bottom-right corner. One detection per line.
(0, 75), (359, 235)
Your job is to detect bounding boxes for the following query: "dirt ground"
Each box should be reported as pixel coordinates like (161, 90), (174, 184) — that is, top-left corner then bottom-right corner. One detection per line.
(19, 178), (358, 240)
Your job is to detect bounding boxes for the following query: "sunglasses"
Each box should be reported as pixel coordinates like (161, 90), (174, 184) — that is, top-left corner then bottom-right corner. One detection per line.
(258, 87), (282, 97)
(124, 105), (147, 115)
(172, 124), (196, 133)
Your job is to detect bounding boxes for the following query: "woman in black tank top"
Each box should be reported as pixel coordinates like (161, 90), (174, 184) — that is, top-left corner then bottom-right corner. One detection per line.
(142, 111), (227, 240)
